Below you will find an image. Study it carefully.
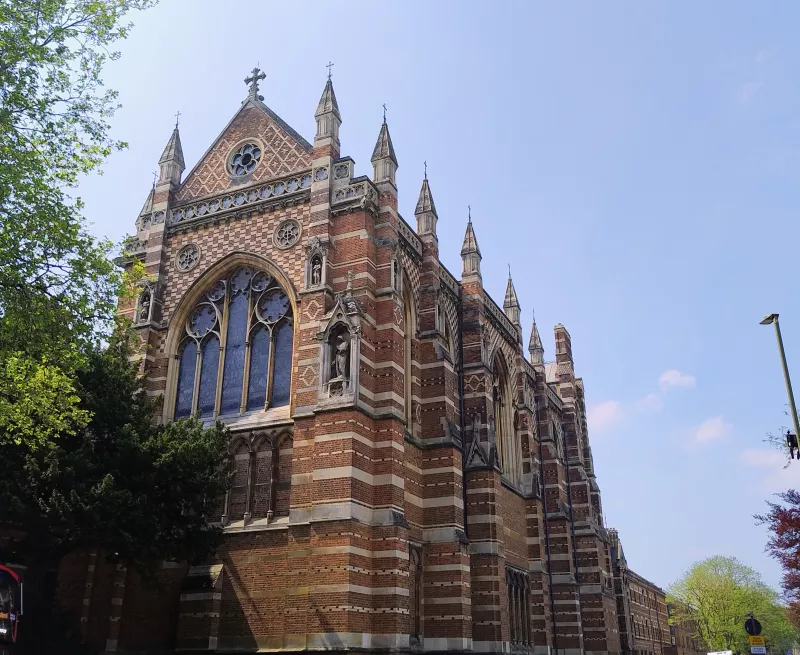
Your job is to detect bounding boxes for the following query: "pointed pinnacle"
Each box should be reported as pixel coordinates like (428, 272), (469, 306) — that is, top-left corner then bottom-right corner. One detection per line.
(315, 78), (341, 119)
(461, 219), (481, 257)
(371, 120), (398, 165)
(504, 275), (520, 309)
(159, 125), (185, 169)
(415, 177), (437, 216)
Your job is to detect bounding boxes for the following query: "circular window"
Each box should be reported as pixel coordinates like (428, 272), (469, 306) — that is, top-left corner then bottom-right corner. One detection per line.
(176, 244), (200, 272)
(229, 143), (262, 177)
(274, 219), (300, 250)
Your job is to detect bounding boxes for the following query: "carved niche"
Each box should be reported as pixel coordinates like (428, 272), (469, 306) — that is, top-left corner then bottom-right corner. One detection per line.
(316, 287), (363, 407)
(304, 236), (330, 291)
(133, 281), (159, 326)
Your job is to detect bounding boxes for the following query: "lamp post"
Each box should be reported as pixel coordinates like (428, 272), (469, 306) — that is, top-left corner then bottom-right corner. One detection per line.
(760, 313), (800, 445)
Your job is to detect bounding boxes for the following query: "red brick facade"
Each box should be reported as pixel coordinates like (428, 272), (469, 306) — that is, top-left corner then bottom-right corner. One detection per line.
(60, 74), (634, 654)
(609, 530), (692, 655)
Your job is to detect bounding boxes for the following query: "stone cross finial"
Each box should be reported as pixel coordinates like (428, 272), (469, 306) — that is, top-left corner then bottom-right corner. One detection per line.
(468, 204), (472, 221)
(174, 110), (181, 129)
(326, 60), (334, 80)
(382, 103), (387, 123)
(346, 269), (354, 291)
(424, 160), (427, 180)
(245, 66), (266, 100)
(152, 170), (157, 188)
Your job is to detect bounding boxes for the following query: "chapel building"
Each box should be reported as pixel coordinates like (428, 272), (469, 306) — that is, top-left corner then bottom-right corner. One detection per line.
(60, 69), (626, 655)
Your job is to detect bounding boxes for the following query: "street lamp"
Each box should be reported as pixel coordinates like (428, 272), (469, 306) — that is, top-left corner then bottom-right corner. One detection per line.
(760, 313), (800, 450)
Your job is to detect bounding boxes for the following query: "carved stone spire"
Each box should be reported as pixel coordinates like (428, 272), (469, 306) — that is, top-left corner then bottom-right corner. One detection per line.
(157, 126), (185, 188)
(371, 116), (398, 185)
(314, 78), (341, 147)
(503, 269), (521, 328)
(529, 311), (544, 366)
(460, 211), (481, 278)
(415, 171), (437, 236)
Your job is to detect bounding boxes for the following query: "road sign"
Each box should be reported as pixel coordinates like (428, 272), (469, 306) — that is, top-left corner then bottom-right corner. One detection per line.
(750, 637), (766, 647)
(746, 618), (763, 636)
(751, 647), (767, 655)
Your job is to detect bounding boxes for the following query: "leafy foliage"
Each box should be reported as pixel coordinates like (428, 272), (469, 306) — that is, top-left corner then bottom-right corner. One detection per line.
(667, 556), (800, 654)
(758, 490), (800, 625)
(0, 0), (155, 447)
(0, 331), (230, 579)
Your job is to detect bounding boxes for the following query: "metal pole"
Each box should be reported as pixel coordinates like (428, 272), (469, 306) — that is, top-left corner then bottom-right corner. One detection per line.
(771, 317), (800, 443)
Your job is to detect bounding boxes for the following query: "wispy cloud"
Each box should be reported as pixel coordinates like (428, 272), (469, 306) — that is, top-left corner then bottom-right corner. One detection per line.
(740, 448), (799, 493)
(739, 81), (764, 105)
(588, 400), (624, 432)
(691, 416), (730, 445)
(638, 393), (664, 412)
(588, 369), (695, 434)
(659, 369), (696, 391)
(756, 48), (776, 64)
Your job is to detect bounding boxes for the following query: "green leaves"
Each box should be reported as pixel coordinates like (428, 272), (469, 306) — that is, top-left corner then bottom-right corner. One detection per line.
(0, 0), (157, 448)
(0, 332), (229, 580)
(0, 354), (88, 447)
(667, 556), (800, 654)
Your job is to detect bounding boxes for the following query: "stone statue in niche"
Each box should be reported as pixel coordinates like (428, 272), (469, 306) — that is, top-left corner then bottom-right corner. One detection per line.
(138, 288), (151, 323)
(335, 336), (349, 379)
(327, 328), (352, 398)
(311, 256), (322, 286)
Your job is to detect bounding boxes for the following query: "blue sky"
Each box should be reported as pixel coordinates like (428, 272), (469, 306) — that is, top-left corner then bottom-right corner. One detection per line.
(78, 0), (800, 592)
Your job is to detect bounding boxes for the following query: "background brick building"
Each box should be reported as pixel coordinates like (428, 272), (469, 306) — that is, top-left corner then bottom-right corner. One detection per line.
(609, 529), (702, 655)
(57, 69), (653, 655)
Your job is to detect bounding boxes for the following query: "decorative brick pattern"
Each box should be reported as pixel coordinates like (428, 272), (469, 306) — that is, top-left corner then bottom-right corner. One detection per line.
(176, 105), (312, 202)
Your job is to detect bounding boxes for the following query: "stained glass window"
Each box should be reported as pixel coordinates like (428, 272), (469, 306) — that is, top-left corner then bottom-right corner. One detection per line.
(198, 335), (220, 417)
(221, 294), (248, 415)
(246, 327), (270, 411)
(175, 341), (197, 419)
(173, 266), (293, 420)
(271, 321), (293, 407)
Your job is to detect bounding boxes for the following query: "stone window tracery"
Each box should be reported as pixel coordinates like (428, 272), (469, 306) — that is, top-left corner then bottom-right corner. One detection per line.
(173, 266), (293, 420)
(229, 143), (262, 177)
(274, 219), (300, 250)
(493, 356), (522, 486)
(221, 432), (293, 525)
(506, 568), (531, 647)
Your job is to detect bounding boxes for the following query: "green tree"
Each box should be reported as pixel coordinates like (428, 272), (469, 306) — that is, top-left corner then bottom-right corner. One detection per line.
(0, 330), (230, 577)
(668, 556), (800, 654)
(0, 0), (155, 448)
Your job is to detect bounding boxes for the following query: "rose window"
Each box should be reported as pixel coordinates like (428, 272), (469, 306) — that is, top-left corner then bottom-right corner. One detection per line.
(274, 219), (300, 249)
(229, 143), (262, 177)
(176, 244), (200, 272)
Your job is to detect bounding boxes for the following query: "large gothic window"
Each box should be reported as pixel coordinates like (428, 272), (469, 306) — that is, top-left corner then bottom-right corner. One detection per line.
(493, 356), (522, 486)
(403, 277), (414, 435)
(174, 267), (294, 420)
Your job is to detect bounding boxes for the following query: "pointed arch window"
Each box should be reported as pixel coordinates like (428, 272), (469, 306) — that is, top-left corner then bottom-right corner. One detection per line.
(173, 267), (293, 420)
(409, 547), (423, 645)
(493, 356), (522, 486)
(403, 276), (414, 435)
